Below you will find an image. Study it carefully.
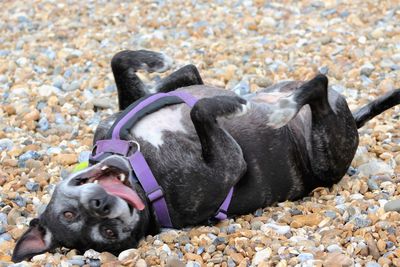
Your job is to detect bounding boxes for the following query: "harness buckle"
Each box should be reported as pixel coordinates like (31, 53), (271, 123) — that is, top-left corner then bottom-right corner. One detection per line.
(217, 208), (227, 215)
(146, 186), (164, 202)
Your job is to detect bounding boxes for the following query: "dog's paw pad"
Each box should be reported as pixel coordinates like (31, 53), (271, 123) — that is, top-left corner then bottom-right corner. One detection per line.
(226, 102), (250, 119)
(142, 53), (173, 73)
(153, 53), (173, 73)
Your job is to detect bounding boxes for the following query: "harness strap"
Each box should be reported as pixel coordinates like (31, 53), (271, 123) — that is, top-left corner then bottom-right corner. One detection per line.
(90, 91), (233, 227)
(214, 188), (234, 220)
(128, 151), (173, 227)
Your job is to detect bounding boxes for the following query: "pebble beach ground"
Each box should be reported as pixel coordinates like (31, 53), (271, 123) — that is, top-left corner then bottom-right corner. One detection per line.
(1, 0), (400, 266)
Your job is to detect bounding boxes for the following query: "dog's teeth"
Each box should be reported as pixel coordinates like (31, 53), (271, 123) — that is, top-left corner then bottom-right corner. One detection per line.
(101, 166), (109, 171)
(94, 180), (99, 184)
(119, 174), (126, 182)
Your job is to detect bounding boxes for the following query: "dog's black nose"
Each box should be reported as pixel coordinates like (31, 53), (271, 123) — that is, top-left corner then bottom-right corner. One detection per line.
(89, 193), (114, 216)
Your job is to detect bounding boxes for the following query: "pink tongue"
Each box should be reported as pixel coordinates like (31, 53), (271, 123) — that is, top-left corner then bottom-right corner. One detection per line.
(98, 176), (145, 210)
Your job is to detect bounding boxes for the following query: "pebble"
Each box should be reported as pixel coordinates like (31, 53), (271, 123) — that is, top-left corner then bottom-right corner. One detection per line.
(92, 98), (114, 109)
(367, 179), (379, 191)
(23, 109), (40, 121)
(366, 262), (381, 267)
(62, 80), (81, 91)
(136, 259), (147, 267)
(252, 248), (272, 265)
(38, 85), (58, 97)
(323, 253), (353, 267)
(117, 248), (138, 262)
(0, 138), (13, 151)
(38, 117), (49, 131)
(358, 160), (393, 176)
(78, 151), (91, 163)
(232, 79), (250, 96)
(67, 259), (85, 266)
(261, 223), (291, 235)
(384, 199), (400, 212)
(360, 63), (375, 77)
(297, 253), (314, 262)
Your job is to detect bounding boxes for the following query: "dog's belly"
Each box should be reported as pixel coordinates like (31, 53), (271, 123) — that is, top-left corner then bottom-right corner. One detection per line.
(131, 105), (187, 148)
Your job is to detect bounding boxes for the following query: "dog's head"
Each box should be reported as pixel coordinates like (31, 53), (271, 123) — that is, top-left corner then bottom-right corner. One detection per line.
(12, 155), (153, 262)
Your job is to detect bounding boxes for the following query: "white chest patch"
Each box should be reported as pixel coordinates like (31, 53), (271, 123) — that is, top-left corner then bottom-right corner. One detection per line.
(132, 106), (187, 148)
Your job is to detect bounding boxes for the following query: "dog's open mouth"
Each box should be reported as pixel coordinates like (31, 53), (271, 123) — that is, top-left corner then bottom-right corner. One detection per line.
(72, 157), (145, 211)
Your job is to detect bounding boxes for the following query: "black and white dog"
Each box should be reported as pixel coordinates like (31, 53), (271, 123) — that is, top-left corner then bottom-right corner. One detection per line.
(12, 50), (400, 262)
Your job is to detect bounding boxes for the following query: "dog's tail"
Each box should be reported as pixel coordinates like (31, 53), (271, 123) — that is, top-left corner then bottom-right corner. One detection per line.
(352, 88), (400, 128)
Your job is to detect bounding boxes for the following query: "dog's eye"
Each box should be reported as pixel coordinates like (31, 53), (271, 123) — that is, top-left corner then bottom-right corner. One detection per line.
(104, 228), (116, 239)
(77, 178), (88, 185)
(63, 211), (76, 220)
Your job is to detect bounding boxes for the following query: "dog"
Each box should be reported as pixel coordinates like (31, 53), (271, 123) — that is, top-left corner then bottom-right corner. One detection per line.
(12, 50), (400, 262)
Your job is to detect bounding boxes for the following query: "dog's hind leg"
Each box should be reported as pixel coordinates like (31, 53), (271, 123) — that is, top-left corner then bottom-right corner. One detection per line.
(112, 50), (204, 110)
(305, 75), (359, 185)
(284, 75), (359, 186)
(264, 75), (359, 185)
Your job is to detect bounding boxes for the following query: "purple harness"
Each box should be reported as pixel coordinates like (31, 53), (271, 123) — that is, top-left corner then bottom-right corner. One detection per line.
(89, 91), (233, 227)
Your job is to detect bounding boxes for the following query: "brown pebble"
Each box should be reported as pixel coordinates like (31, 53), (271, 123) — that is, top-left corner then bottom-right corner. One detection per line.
(366, 235), (380, 260)
(290, 214), (322, 228)
(323, 252), (353, 267)
(23, 109), (40, 121)
(376, 239), (386, 252)
(393, 258), (400, 267)
(166, 255), (185, 267)
(185, 253), (203, 263)
(100, 252), (118, 262)
(136, 259), (147, 267)
(0, 254), (12, 262)
(0, 176), (6, 186)
(378, 257), (392, 266)
(8, 227), (26, 240)
(3, 159), (18, 167)
(7, 208), (21, 225)
(48, 95), (59, 106)
(159, 230), (179, 243)
(52, 154), (78, 165)
(101, 261), (122, 267)
(230, 253), (244, 264)
(3, 104), (16, 115)
(25, 159), (43, 170)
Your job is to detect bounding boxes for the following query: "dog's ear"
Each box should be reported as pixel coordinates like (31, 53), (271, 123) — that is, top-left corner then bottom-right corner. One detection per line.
(12, 218), (54, 263)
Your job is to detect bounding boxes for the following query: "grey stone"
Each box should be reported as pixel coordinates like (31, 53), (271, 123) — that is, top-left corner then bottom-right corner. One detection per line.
(0, 138), (13, 151)
(297, 252), (314, 262)
(367, 179), (379, 191)
(92, 97), (114, 109)
(327, 244), (342, 253)
(360, 63), (375, 77)
(384, 199), (400, 212)
(26, 181), (39, 191)
(38, 117), (49, 131)
(232, 79), (250, 96)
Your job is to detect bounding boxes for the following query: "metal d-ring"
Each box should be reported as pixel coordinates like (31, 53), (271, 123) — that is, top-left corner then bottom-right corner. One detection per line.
(129, 140), (140, 152)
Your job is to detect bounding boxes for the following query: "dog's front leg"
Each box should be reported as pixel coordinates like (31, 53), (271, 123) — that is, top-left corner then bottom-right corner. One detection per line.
(154, 64), (203, 93)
